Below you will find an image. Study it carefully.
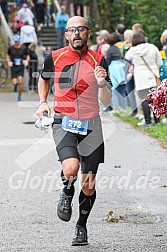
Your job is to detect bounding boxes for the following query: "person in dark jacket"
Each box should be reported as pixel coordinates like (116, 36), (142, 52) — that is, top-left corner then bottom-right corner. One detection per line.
(30, 0), (47, 30)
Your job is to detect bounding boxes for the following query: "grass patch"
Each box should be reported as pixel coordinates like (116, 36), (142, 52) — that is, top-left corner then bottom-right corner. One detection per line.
(114, 110), (167, 149)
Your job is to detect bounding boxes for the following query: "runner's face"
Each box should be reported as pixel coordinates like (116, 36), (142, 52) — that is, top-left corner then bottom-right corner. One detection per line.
(14, 41), (20, 47)
(65, 20), (91, 51)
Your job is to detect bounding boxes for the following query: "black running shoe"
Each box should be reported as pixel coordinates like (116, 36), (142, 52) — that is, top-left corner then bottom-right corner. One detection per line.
(71, 225), (88, 246)
(57, 192), (72, 222)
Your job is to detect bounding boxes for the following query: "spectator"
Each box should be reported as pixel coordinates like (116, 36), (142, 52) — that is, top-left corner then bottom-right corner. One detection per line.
(44, 46), (52, 58)
(35, 41), (46, 74)
(131, 24), (147, 119)
(55, 5), (69, 48)
(44, 46), (54, 93)
(159, 29), (167, 124)
(17, 3), (34, 26)
(101, 44), (110, 58)
(125, 32), (162, 127)
(122, 29), (137, 116)
(20, 21), (38, 48)
(11, 11), (23, 34)
(106, 32), (127, 111)
(132, 23), (144, 34)
(14, 1), (26, 10)
(160, 29), (167, 48)
(106, 33), (121, 65)
(30, 0), (47, 31)
(115, 23), (126, 42)
(122, 29), (133, 56)
(132, 22), (148, 42)
(160, 30), (167, 56)
(89, 35), (103, 52)
(95, 29), (110, 55)
(114, 24), (126, 51)
(45, 0), (54, 26)
(27, 43), (38, 91)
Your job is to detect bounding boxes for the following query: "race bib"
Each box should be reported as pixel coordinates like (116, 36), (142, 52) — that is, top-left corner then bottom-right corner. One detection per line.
(13, 58), (22, 65)
(37, 0), (44, 3)
(62, 116), (88, 135)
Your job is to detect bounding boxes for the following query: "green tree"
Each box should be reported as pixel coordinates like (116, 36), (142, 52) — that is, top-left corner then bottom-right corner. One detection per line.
(82, 0), (167, 48)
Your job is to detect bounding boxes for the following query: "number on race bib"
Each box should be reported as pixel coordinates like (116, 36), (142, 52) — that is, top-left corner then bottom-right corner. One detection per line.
(62, 116), (88, 135)
(68, 120), (82, 128)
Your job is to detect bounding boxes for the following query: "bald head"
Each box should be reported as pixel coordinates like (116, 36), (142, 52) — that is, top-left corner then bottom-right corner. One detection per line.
(66, 16), (88, 29)
(65, 15), (91, 52)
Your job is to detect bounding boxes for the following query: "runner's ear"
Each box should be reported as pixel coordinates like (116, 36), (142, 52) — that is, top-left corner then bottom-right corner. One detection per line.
(65, 32), (69, 41)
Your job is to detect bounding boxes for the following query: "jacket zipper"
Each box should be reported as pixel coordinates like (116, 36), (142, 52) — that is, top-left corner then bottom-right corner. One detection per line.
(74, 53), (82, 120)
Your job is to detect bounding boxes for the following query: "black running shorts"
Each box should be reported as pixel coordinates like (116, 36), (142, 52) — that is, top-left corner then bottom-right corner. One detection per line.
(11, 66), (24, 79)
(52, 115), (104, 174)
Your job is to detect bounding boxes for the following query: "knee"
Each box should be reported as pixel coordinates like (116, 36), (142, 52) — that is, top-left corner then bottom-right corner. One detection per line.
(12, 81), (17, 86)
(62, 159), (79, 179)
(18, 80), (23, 85)
(82, 185), (95, 196)
(63, 167), (76, 179)
(81, 179), (95, 196)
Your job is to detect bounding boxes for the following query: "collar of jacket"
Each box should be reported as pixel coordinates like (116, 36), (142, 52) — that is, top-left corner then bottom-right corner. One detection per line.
(67, 45), (89, 58)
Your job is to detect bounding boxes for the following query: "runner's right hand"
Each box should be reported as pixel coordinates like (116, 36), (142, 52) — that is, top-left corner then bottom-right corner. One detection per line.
(8, 61), (13, 67)
(36, 102), (51, 120)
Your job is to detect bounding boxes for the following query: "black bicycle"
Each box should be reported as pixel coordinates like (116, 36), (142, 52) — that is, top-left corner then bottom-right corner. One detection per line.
(0, 62), (8, 87)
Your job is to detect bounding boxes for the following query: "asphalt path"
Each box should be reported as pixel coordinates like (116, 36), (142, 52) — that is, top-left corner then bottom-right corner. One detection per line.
(0, 92), (167, 252)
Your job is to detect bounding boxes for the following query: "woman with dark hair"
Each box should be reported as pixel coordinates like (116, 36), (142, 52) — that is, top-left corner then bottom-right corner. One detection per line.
(131, 32), (146, 46)
(106, 32), (122, 65)
(125, 32), (162, 127)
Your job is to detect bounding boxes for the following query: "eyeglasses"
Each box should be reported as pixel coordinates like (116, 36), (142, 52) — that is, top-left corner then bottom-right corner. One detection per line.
(66, 26), (89, 34)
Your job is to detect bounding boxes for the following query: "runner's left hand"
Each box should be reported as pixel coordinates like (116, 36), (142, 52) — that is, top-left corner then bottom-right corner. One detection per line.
(94, 62), (107, 85)
(23, 59), (29, 67)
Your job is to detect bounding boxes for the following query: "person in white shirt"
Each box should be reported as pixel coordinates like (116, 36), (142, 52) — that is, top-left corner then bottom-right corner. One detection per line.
(17, 3), (34, 26)
(20, 21), (37, 48)
(125, 32), (162, 127)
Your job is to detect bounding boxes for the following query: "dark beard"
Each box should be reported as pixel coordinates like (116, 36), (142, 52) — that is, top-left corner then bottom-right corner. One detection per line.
(71, 39), (87, 50)
(71, 44), (85, 50)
